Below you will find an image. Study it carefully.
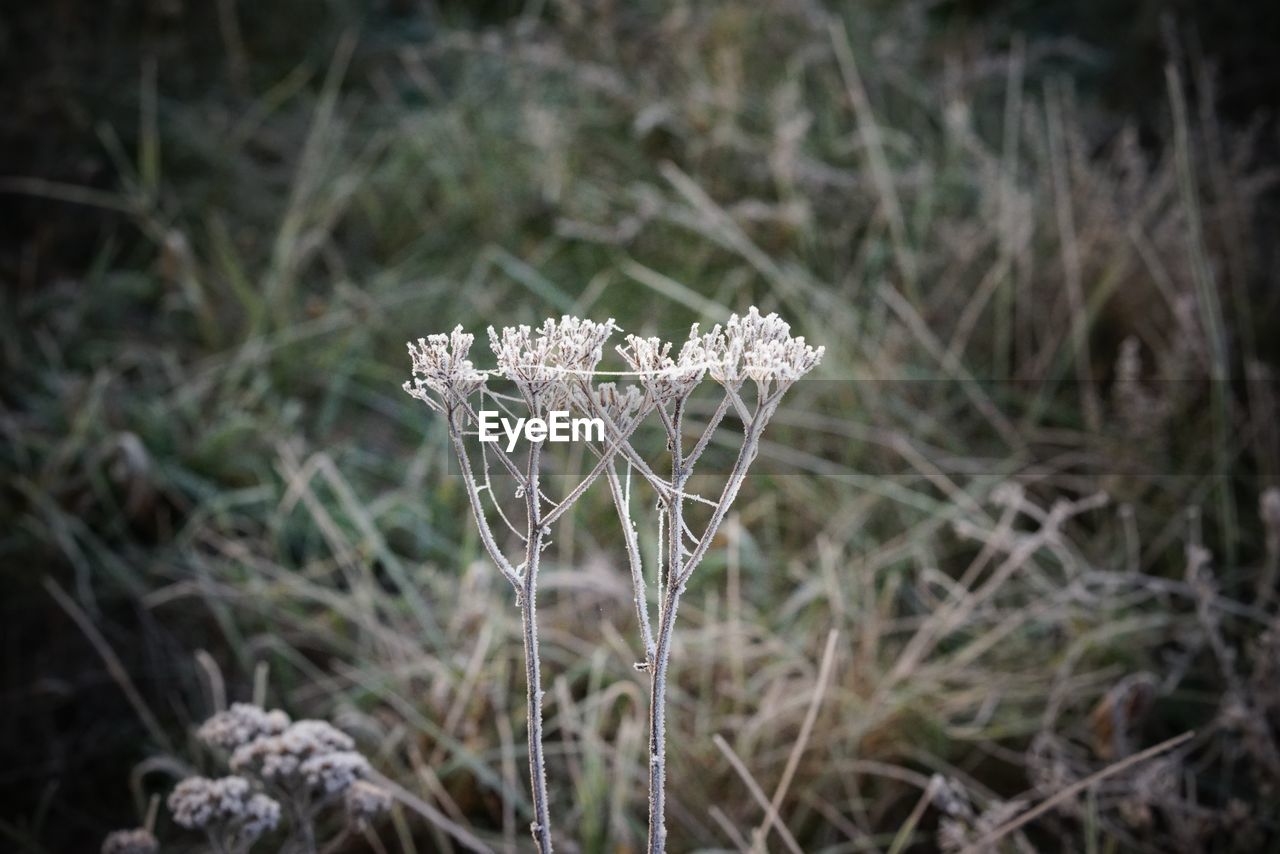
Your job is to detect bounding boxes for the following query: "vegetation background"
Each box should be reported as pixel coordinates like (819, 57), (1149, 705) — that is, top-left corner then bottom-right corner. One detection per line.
(3, 0), (1280, 850)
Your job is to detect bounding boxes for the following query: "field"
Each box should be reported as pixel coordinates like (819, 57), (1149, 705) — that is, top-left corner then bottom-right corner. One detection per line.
(3, 2), (1279, 851)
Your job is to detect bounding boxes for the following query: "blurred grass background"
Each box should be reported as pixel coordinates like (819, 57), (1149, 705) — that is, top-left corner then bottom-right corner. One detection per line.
(3, 0), (1280, 851)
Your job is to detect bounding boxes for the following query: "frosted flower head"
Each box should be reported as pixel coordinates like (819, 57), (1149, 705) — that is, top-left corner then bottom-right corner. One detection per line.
(101, 828), (158, 854)
(198, 703), (291, 751)
(345, 780), (393, 826)
(167, 776), (280, 843)
(489, 323), (558, 407)
(404, 326), (487, 410)
(699, 307), (823, 393)
(616, 328), (707, 403)
(241, 793), (282, 842)
(544, 315), (618, 374)
(230, 720), (356, 786)
(489, 315), (618, 410)
(577, 381), (645, 426)
(300, 750), (370, 795)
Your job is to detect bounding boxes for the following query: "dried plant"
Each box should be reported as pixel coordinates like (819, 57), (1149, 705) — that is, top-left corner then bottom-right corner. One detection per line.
(100, 702), (392, 854)
(402, 307), (821, 852)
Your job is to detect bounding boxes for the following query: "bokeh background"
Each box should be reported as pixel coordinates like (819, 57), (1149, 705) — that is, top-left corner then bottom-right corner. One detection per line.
(4, 1), (1280, 851)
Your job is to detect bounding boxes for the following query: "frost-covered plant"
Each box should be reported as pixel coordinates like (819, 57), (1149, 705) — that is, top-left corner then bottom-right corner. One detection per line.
(618, 308), (822, 853)
(115, 703), (393, 854)
(404, 315), (637, 853)
(344, 780), (393, 828)
(198, 703), (291, 751)
(403, 307), (820, 853)
(167, 775), (281, 854)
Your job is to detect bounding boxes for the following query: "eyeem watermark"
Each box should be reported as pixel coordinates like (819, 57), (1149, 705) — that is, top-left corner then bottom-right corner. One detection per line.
(478, 410), (604, 452)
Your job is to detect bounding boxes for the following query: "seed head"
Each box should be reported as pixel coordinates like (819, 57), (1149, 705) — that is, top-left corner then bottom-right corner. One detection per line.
(344, 780), (393, 826)
(230, 720), (356, 785)
(404, 325), (487, 409)
(167, 776), (281, 843)
(198, 703), (291, 751)
(300, 750), (370, 795)
(616, 330), (706, 403)
(578, 381), (645, 425)
(699, 307), (823, 393)
(489, 315), (618, 409)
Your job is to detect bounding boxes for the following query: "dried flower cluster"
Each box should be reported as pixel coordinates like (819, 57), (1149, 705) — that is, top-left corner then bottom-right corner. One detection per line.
(198, 702), (290, 751)
(617, 333), (707, 403)
(403, 306), (821, 853)
(699, 306), (825, 392)
(229, 719), (362, 790)
(404, 326), (487, 410)
(489, 315), (618, 409)
(167, 775), (281, 848)
(345, 779), (394, 827)
(133, 703), (391, 854)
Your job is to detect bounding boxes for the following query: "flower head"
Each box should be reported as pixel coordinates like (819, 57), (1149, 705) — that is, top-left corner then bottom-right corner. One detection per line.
(345, 780), (393, 827)
(698, 307), (822, 394)
(100, 829), (158, 854)
(616, 329), (707, 403)
(404, 326), (487, 409)
(300, 750), (370, 795)
(489, 315), (618, 410)
(230, 720), (356, 786)
(577, 381), (646, 426)
(167, 775), (281, 845)
(198, 703), (291, 751)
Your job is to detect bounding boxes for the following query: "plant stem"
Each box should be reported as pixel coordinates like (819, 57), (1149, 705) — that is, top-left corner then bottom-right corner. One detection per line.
(647, 580), (681, 854)
(522, 436), (554, 853)
(648, 401), (686, 854)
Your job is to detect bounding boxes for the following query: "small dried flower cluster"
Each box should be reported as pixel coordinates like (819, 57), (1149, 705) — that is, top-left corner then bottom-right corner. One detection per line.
(616, 333), (707, 403)
(700, 306), (824, 393)
(488, 315), (618, 409)
(404, 326), (488, 410)
(579, 381), (646, 425)
(100, 828), (159, 854)
(152, 704), (390, 853)
(345, 779), (394, 827)
(167, 775), (281, 844)
(198, 702), (291, 751)
(405, 308), (822, 414)
(230, 719), (365, 794)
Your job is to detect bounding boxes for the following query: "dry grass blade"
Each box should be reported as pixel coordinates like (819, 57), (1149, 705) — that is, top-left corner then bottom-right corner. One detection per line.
(42, 577), (173, 752)
(958, 731), (1195, 854)
(712, 734), (804, 854)
(751, 629), (840, 850)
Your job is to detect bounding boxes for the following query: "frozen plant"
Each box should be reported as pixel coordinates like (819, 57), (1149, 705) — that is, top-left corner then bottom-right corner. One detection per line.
(616, 307), (823, 853)
(404, 316), (644, 853)
(167, 776), (281, 854)
(344, 779), (393, 828)
(198, 703), (291, 752)
(131, 703), (392, 854)
(402, 307), (820, 853)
